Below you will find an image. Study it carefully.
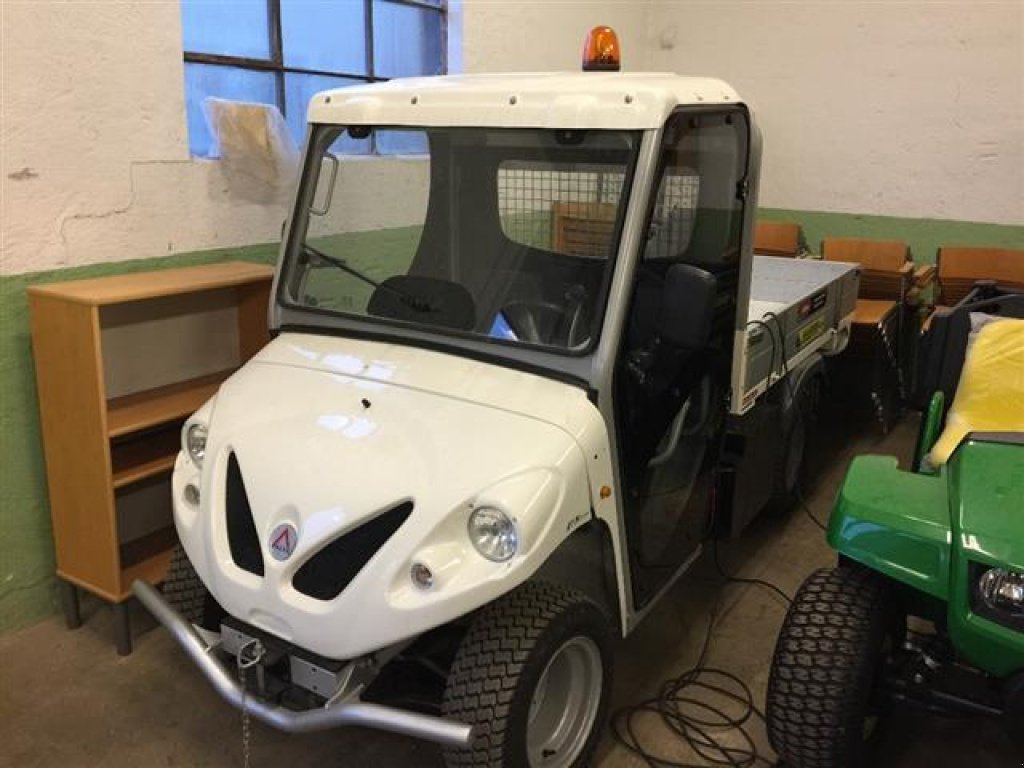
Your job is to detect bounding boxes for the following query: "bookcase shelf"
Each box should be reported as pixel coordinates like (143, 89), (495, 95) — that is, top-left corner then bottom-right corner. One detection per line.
(107, 369), (235, 438)
(111, 427), (182, 489)
(29, 261), (273, 654)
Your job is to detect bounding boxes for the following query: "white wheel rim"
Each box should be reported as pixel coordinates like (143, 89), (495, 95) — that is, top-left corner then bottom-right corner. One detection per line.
(526, 636), (603, 768)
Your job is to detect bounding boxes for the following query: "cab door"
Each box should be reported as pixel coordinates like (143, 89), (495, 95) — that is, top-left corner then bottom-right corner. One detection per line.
(613, 107), (753, 608)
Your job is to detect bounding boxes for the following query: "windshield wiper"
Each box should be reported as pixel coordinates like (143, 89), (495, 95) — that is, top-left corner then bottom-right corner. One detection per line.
(300, 243), (436, 314)
(302, 243), (381, 288)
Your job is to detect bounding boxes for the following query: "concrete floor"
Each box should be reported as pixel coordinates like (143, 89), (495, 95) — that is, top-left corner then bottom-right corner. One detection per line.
(1, 411), (1017, 767)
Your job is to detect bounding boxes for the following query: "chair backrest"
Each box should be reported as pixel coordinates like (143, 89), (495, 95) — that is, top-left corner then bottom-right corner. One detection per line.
(936, 246), (1024, 306)
(822, 237), (909, 300)
(754, 220), (801, 257)
(551, 201), (617, 258)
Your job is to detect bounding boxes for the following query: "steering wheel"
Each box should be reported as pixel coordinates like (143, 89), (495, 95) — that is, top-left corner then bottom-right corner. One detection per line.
(502, 293), (589, 348)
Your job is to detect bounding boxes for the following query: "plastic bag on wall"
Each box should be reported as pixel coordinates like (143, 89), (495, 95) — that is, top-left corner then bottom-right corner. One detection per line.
(204, 98), (299, 204)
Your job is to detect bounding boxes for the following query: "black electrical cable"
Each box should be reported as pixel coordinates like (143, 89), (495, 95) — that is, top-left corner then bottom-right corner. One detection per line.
(609, 311), (831, 766)
(611, 488), (793, 768)
(797, 485), (827, 531)
(762, 310), (832, 534)
(744, 319), (779, 387)
(712, 539), (792, 606)
(761, 312), (792, 399)
(609, 565), (791, 768)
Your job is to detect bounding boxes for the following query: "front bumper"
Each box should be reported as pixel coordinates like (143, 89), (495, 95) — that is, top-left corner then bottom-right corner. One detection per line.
(133, 580), (473, 748)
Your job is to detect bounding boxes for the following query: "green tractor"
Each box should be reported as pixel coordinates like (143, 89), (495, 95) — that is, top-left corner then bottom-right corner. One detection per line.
(765, 288), (1024, 768)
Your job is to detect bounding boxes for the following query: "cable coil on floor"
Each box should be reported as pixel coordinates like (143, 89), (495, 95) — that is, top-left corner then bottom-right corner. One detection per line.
(610, 543), (793, 768)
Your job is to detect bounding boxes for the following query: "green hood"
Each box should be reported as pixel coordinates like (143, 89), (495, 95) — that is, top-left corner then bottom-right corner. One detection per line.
(950, 437), (1024, 571)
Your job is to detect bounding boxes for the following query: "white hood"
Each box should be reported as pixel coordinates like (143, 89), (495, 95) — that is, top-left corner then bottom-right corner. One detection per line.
(174, 333), (610, 659)
(250, 332), (596, 431)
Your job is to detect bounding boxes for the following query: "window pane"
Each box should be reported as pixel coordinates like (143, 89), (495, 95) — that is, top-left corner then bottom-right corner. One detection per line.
(373, 2), (443, 79)
(376, 130), (428, 155)
(498, 163), (626, 258)
(185, 63), (278, 157)
(644, 172), (700, 261)
(281, 0), (368, 76)
(654, 112), (748, 268)
(284, 73), (370, 154)
(284, 127), (639, 353)
(181, 0), (270, 59)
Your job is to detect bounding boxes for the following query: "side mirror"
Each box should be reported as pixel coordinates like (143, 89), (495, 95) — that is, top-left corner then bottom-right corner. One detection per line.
(657, 264), (717, 349)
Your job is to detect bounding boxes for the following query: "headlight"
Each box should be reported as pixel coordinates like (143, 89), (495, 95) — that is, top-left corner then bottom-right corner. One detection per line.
(971, 563), (1024, 632)
(185, 423), (208, 467)
(978, 568), (1024, 615)
(467, 506), (518, 562)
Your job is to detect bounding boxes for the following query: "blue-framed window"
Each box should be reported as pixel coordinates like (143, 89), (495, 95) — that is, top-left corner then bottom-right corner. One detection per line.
(181, 0), (446, 157)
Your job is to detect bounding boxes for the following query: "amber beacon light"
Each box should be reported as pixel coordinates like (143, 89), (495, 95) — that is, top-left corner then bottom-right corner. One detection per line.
(582, 26), (621, 71)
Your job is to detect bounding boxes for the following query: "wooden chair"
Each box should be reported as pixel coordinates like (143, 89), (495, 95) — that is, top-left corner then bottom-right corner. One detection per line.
(935, 246), (1024, 307)
(821, 237), (916, 429)
(754, 220), (801, 257)
(551, 201), (617, 258)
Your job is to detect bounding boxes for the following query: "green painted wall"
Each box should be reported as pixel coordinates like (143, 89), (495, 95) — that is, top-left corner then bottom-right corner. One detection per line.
(0, 210), (1020, 634)
(759, 209), (1023, 263)
(0, 244), (278, 632)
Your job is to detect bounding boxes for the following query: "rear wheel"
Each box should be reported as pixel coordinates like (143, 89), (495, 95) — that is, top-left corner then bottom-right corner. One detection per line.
(770, 372), (822, 511)
(441, 581), (613, 768)
(766, 565), (898, 768)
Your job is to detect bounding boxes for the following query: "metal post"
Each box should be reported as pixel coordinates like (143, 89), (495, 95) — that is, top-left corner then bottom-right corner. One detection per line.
(60, 580), (82, 630)
(113, 601), (132, 656)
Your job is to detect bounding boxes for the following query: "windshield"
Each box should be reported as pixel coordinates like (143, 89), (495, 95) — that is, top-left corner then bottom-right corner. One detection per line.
(281, 126), (641, 353)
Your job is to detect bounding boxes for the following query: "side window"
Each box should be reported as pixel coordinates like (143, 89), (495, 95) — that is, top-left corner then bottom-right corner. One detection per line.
(626, 108), (750, 352)
(180, 0), (447, 158)
(644, 111), (749, 267)
(645, 170), (700, 260)
(497, 162), (626, 259)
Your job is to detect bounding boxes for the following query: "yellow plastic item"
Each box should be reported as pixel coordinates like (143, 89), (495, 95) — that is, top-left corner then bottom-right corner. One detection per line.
(930, 318), (1024, 466)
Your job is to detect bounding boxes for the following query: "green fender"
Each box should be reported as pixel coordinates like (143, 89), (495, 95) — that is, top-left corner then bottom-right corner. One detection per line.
(946, 439), (1024, 677)
(827, 455), (952, 601)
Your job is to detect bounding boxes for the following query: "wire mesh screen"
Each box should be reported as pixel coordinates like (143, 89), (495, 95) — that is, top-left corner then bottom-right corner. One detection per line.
(645, 171), (700, 260)
(498, 162), (700, 260)
(498, 163), (625, 258)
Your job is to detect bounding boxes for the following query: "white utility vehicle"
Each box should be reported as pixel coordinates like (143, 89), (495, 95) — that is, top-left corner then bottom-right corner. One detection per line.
(137, 30), (858, 768)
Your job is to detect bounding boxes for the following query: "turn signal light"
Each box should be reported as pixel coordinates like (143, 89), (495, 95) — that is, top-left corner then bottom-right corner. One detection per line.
(582, 26), (621, 72)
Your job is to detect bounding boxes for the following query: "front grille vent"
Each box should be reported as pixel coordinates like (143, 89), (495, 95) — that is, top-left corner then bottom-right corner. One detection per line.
(225, 453), (264, 576)
(293, 501), (413, 601)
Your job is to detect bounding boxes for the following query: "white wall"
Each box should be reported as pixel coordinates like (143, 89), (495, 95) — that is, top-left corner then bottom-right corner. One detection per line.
(1, 1), (291, 276)
(0, 1), (654, 277)
(3, 2), (1018, 277)
(459, 0), (652, 74)
(646, 1), (1023, 225)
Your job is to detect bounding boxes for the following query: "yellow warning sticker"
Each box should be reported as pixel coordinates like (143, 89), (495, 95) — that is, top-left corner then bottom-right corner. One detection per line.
(798, 317), (826, 349)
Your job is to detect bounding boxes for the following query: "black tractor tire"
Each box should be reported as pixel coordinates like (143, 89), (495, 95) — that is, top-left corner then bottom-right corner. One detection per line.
(766, 565), (897, 768)
(441, 581), (614, 768)
(162, 544), (221, 630)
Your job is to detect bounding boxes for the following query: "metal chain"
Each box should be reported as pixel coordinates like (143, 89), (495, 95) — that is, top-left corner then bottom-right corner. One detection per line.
(240, 663), (252, 768)
(237, 639), (266, 768)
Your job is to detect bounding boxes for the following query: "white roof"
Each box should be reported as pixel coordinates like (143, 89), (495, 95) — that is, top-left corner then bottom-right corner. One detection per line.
(306, 72), (743, 131)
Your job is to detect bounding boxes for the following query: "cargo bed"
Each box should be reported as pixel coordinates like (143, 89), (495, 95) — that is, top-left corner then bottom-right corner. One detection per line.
(731, 256), (860, 414)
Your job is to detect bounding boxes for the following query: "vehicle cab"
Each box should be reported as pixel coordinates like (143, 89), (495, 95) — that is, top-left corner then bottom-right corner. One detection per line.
(143, 36), (773, 768)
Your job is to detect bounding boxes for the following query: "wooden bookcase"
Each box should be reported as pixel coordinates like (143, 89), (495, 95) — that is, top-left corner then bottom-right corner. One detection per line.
(28, 261), (274, 654)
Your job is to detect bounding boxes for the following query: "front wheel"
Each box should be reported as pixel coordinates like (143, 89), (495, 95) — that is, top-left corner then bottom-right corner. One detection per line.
(442, 581), (613, 768)
(766, 565), (898, 768)
(162, 544), (223, 631)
